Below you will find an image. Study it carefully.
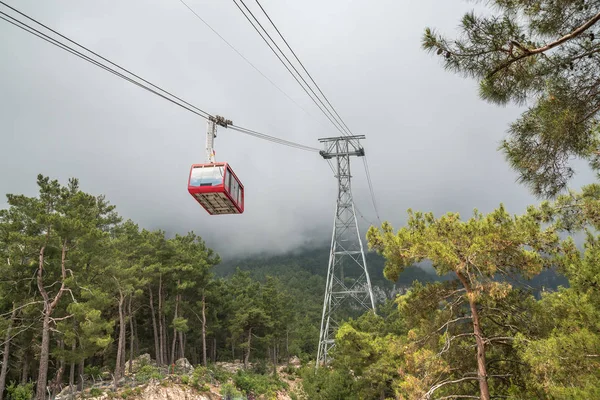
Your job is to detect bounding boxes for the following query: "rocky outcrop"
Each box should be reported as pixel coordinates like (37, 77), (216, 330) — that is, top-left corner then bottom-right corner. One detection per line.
(126, 381), (220, 400)
(124, 353), (153, 375)
(175, 358), (194, 375)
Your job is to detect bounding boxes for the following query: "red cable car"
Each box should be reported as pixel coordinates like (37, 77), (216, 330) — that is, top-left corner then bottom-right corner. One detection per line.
(187, 163), (244, 215)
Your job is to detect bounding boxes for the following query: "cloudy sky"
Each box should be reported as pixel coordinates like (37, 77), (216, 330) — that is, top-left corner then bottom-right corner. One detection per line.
(0, 0), (594, 258)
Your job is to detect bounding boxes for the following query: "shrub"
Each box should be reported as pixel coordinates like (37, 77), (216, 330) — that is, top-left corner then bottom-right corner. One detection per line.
(233, 370), (287, 398)
(299, 365), (357, 400)
(89, 387), (103, 397)
(208, 364), (231, 383)
(189, 366), (209, 389)
(282, 364), (297, 376)
(6, 381), (33, 400)
(251, 359), (268, 375)
(84, 366), (103, 381)
(135, 364), (163, 383)
(220, 382), (243, 398)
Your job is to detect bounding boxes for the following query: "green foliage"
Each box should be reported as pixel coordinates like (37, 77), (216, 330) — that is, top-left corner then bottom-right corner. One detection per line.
(251, 359), (268, 375)
(208, 364), (232, 383)
(89, 388), (103, 396)
(364, 205), (569, 398)
(189, 366), (210, 390)
(220, 382), (243, 398)
(232, 370), (287, 398)
(84, 365), (103, 381)
(5, 174), (593, 399)
(281, 364), (297, 376)
(423, 1), (600, 197)
(171, 317), (189, 333)
(299, 366), (357, 400)
(5, 382), (33, 400)
(135, 365), (163, 383)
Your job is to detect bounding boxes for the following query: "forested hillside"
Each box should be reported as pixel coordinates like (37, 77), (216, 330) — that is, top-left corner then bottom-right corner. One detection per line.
(0, 175), (326, 399)
(0, 174), (583, 400)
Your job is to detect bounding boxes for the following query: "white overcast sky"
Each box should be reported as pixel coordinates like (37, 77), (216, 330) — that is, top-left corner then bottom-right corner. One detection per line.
(0, 0), (594, 258)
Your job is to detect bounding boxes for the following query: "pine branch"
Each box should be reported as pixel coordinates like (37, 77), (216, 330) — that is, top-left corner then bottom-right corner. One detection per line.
(489, 11), (600, 77)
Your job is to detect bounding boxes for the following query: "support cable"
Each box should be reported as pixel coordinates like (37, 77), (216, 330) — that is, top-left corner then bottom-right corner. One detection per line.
(229, 125), (320, 152)
(253, 0), (354, 137)
(0, 3), (319, 153)
(177, 0), (321, 124)
(0, 11), (209, 119)
(232, 0), (349, 137)
(0, 1), (211, 119)
(362, 156), (382, 223)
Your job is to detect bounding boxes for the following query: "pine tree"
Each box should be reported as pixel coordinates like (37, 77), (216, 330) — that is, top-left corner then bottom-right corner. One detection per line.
(423, 1), (600, 197)
(367, 205), (560, 399)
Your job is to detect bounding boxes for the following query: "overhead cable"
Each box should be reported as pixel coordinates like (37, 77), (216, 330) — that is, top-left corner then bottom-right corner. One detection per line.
(0, 1), (212, 119)
(253, 0), (354, 137)
(0, 3), (319, 153)
(229, 125), (320, 152)
(0, 10), (210, 119)
(362, 156), (381, 223)
(232, 0), (349, 137)
(176, 0), (321, 123)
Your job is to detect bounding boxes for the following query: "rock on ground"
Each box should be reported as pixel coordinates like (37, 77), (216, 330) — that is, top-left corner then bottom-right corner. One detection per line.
(175, 357), (195, 375)
(125, 353), (153, 375)
(83, 381), (221, 400)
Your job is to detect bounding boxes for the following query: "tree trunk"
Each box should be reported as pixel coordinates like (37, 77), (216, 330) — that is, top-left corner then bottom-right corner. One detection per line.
(133, 312), (139, 358)
(457, 272), (490, 400)
(191, 346), (197, 366)
(121, 310), (127, 377)
(0, 304), (17, 400)
(21, 350), (29, 385)
(179, 330), (185, 360)
(163, 314), (169, 366)
(69, 337), (76, 396)
(158, 276), (167, 366)
(35, 313), (52, 400)
(201, 292), (207, 367)
(272, 345), (277, 376)
(213, 338), (216, 363)
(114, 289), (126, 390)
(148, 285), (160, 365)
(244, 328), (252, 369)
(77, 359), (84, 391)
(171, 291), (180, 365)
(50, 340), (65, 398)
(36, 238), (68, 400)
(128, 296), (134, 375)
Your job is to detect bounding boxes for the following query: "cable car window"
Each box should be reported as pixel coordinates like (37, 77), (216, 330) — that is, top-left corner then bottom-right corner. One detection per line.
(231, 178), (239, 204)
(190, 166), (224, 187)
(225, 169), (232, 193)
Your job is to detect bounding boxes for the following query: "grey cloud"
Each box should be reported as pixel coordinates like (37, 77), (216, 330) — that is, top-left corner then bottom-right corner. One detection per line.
(1, 0), (595, 259)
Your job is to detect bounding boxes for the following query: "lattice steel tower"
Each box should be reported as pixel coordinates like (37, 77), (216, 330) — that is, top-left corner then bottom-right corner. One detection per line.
(316, 135), (376, 366)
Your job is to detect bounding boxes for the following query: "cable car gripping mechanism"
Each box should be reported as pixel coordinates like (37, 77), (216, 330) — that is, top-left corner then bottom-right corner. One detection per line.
(206, 115), (233, 163)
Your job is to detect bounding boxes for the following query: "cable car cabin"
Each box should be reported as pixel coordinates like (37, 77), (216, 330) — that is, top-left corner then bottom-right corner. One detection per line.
(188, 163), (244, 215)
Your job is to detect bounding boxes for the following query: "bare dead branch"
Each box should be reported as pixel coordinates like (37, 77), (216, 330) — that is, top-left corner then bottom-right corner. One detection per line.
(422, 376), (481, 400)
(0, 301), (43, 317)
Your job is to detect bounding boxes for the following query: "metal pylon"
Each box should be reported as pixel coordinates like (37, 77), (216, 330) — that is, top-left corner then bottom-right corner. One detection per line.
(316, 135), (375, 367)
